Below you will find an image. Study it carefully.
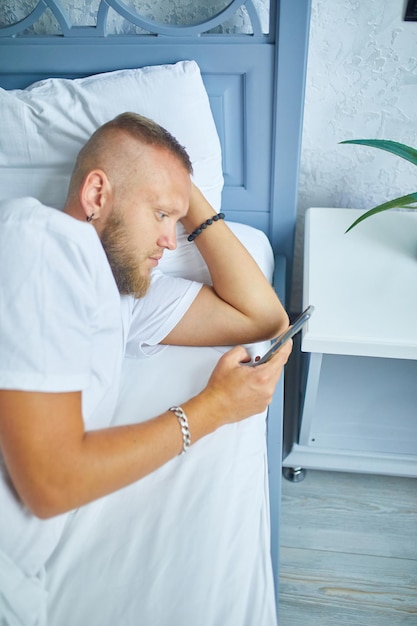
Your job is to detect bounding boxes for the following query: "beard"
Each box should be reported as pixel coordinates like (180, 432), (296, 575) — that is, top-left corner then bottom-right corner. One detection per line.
(100, 209), (151, 298)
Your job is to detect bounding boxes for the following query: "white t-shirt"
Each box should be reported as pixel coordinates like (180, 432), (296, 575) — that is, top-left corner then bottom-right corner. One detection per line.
(0, 198), (202, 577)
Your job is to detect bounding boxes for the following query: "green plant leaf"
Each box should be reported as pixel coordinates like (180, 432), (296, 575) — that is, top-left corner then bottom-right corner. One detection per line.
(345, 192), (417, 233)
(340, 139), (417, 167)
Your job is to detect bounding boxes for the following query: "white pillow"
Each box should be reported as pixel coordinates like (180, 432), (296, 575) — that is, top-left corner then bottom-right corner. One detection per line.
(0, 61), (273, 282)
(0, 61), (223, 212)
(159, 221), (274, 283)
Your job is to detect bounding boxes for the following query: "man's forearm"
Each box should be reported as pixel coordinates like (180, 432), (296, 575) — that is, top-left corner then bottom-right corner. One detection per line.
(0, 342), (291, 519)
(181, 184), (289, 340)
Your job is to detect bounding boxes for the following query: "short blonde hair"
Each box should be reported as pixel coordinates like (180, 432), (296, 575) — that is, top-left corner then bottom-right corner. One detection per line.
(68, 112), (192, 196)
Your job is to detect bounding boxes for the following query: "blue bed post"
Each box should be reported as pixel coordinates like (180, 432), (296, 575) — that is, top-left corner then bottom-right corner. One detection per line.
(267, 0), (311, 617)
(271, 0), (311, 304)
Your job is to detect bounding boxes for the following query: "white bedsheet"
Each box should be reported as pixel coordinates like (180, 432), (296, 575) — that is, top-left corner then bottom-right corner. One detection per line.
(44, 343), (278, 626)
(0, 550), (47, 626)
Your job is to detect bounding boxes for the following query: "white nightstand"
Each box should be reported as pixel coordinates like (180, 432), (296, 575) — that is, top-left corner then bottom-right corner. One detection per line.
(283, 207), (417, 477)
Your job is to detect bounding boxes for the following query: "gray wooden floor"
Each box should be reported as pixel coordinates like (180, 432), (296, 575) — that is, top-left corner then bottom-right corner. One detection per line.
(279, 470), (417, 625)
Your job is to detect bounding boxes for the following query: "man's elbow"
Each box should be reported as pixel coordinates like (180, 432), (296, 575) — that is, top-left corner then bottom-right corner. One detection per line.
(28, 498), (65, 520)
(19, 480), (72, 520)
(257, 301), (289, 341)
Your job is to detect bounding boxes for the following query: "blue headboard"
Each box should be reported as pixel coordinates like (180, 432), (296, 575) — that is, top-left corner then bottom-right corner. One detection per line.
(0, 0), (311, 301)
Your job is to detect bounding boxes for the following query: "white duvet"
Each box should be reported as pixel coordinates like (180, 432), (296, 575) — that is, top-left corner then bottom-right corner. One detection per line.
(44, 345), (277, 626)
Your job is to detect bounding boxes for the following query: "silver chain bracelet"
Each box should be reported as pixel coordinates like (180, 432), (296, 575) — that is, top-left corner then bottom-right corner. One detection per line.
(169, 406), (191, 455)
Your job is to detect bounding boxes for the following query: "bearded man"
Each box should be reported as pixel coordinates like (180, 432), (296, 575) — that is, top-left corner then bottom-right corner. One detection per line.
(0, 112), (291, 622)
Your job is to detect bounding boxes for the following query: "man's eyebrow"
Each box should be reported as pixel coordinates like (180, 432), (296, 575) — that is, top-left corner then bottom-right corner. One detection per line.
(168, 206), (188, 219)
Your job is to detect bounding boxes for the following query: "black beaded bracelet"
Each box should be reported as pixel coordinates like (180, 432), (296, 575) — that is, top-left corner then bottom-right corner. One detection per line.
(187, 212), (225, 242)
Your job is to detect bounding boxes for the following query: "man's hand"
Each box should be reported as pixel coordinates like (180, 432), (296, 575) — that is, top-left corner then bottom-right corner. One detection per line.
(194, 341), (293, 427)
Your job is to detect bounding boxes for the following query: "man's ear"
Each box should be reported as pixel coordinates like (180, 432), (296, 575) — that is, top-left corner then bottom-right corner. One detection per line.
(79, 170), (112, 223)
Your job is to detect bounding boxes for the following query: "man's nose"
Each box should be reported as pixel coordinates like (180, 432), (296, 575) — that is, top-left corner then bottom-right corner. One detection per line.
(158, 226), (177, 251)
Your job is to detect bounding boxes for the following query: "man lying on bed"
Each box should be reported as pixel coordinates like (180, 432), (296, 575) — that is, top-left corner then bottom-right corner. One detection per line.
(0, 112), (290, 622)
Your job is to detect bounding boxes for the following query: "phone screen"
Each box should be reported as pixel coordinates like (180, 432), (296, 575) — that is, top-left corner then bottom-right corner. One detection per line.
(250, 305), (315, 366)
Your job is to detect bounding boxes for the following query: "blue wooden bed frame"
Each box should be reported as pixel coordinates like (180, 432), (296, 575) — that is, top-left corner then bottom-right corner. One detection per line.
(0, 0), (311, 614)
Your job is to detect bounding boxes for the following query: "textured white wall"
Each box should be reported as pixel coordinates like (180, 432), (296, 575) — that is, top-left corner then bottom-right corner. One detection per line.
(293, 0), (417, 307)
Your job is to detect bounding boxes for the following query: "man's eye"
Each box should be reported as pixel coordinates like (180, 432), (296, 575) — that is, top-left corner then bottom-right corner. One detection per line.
(156, 212), (168, 220)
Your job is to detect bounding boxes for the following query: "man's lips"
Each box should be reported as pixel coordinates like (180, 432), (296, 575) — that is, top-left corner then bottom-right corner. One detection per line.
(149, 254), (163, 267)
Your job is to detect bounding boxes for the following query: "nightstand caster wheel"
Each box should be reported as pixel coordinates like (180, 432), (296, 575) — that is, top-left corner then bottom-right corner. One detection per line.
(282, 467), (306, 483)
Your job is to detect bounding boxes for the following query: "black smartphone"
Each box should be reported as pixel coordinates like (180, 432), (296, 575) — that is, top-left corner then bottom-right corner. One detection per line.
(250, 305), (315, 366)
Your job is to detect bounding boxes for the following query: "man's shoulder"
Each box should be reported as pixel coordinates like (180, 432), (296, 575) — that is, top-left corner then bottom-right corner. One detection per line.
(0, 197), (63, 231)
(0, 196), (44, 218)
(0, 196), (99, 246)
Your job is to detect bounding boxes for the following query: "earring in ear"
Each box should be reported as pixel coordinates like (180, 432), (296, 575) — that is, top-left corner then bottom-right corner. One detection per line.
(86, 213), (95, 223)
